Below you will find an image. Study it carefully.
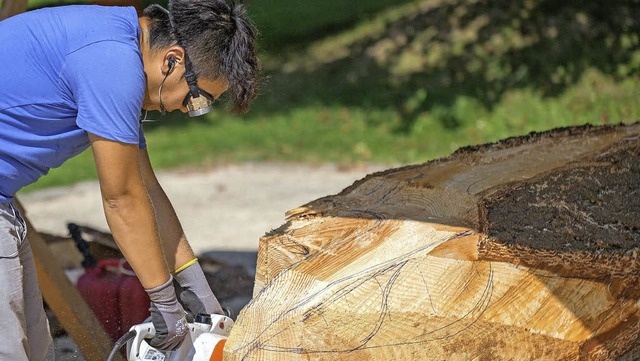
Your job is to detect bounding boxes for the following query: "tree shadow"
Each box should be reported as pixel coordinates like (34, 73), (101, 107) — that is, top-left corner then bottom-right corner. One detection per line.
(257, 0), (640, 132)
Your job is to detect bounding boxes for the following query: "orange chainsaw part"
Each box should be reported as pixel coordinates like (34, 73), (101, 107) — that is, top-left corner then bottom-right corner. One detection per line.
(210, 339), (226, 361)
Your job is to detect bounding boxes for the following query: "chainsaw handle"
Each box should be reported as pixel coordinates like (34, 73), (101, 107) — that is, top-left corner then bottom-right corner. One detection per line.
(127, 322), (156, 359)
(121, 314), (234, 361)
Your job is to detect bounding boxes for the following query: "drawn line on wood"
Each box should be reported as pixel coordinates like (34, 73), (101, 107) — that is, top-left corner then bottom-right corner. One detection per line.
(237, 230), (497, 358)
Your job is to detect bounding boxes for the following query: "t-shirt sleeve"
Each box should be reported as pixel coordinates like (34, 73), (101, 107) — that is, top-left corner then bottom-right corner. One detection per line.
(64, 40), (145, 146)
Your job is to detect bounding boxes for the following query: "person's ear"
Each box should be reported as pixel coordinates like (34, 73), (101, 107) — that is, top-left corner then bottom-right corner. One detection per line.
(163, 46), (185, 74)
(168, 57), (177, 72)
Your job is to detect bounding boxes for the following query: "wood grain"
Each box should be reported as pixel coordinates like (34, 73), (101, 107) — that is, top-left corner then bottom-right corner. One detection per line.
(228, 123), (640, 360)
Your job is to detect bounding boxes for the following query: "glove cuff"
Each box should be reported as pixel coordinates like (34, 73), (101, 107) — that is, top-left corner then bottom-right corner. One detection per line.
(174, 261), (222, 314)
(145, 275), (178, 309)
(174, 258), (199, 274)
(174, 261), (207, 288)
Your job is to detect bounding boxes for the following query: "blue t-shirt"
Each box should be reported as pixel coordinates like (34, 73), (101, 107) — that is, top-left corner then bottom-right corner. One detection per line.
(0, 5), (146, 202)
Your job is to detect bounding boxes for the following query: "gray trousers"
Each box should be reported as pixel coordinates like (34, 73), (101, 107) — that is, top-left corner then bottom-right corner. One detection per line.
(0, 202), (54, 360)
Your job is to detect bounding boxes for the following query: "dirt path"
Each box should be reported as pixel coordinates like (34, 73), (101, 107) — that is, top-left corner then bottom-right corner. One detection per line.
(20, 162), (387, 254)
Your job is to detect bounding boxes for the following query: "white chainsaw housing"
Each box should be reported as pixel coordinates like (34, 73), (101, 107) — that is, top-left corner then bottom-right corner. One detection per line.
(127, 314), (233, 361)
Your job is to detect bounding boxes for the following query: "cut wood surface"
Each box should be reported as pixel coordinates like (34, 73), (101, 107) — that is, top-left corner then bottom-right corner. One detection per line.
(226, 123), (640, 360)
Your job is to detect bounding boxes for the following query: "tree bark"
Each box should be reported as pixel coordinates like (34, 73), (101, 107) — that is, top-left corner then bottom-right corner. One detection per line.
(226, 122), (640, 360)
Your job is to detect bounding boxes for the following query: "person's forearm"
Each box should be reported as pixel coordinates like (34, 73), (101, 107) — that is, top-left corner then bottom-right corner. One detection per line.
(138, 148), (195, 271)
(146, 182), (196, 272)
(103, 189), (170, 288)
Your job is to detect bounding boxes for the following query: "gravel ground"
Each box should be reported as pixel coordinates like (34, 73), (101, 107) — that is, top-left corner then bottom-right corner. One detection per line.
(20, 162), (385, 254)
(18, 162), (388, 360)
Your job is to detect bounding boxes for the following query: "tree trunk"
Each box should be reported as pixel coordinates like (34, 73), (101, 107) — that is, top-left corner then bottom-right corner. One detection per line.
(0, 0), (27, 20)
(226, 122), (640, 360)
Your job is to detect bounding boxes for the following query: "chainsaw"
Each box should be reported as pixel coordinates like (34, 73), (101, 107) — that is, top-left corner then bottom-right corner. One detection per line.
(108, 313), (234, 361)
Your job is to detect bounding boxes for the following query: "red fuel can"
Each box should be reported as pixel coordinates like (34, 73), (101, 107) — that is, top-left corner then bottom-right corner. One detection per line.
(76, 259), (124, 341)
(118, 263), (151, 333)
(77, 259), (150, 342)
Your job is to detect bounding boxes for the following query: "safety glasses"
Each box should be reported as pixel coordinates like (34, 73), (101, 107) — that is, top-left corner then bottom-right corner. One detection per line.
(182, 86), (214, 117)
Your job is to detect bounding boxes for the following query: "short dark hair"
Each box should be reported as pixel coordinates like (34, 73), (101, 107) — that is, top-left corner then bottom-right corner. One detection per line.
(143, 0), (260, 113)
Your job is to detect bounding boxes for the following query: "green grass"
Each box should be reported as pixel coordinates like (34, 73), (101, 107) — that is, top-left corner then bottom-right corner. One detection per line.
(246, 0), (418, 51)
(16, 0), (640, 194)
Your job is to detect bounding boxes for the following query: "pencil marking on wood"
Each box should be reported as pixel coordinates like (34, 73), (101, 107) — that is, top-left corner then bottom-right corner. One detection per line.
(229, 123), (640, 360)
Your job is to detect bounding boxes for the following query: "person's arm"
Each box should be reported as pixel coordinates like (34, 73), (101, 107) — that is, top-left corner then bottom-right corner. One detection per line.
(137, 147), (194, 272)
(90, 133), (188, 350)
(89, 134), (169, 287)
(138, 148), (224, 315)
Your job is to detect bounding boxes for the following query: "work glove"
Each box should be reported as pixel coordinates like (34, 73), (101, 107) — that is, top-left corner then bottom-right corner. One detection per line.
(174, 259), (224, 320)
(145, 275), (189, 351)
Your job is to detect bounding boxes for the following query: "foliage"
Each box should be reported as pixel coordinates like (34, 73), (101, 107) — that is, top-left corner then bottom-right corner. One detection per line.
(18, 0), (640, 193)
(258, 0), (640, 131)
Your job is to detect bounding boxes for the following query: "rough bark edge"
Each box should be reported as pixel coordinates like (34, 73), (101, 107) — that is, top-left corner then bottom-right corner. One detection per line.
(338, 122), (638, 198)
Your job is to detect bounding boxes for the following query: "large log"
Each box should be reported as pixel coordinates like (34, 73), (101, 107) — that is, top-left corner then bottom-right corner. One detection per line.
(226, 122), (640, 360)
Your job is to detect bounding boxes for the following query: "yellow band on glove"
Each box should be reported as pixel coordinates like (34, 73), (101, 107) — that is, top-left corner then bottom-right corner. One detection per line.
(174, 258), (199, 274)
